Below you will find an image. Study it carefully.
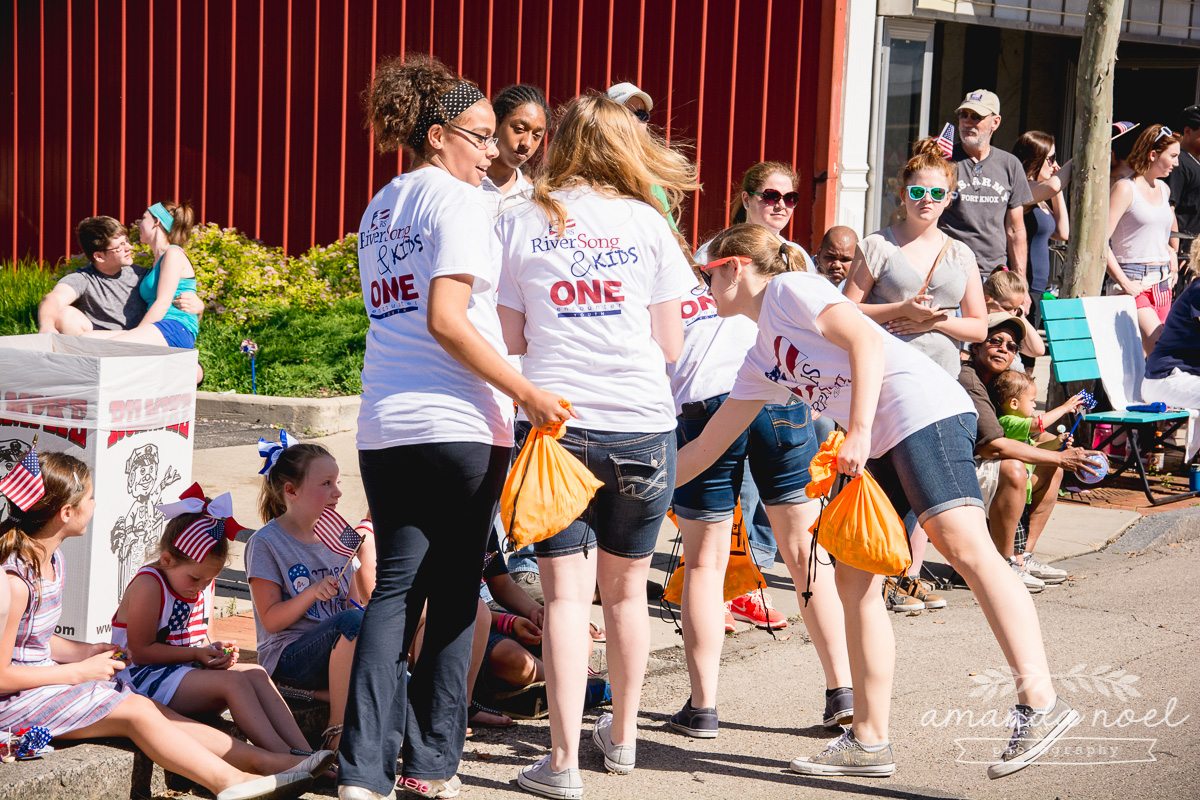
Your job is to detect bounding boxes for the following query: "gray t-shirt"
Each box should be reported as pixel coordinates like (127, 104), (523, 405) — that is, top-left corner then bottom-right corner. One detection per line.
(244, 519), (359, 676)
(938, 146), (1033, 279)
(56, 264), (149, 331)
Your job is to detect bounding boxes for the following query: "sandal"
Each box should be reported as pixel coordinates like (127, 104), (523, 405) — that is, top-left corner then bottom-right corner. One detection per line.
(468, 700), (515, 728)
(318, 724), (344, 781)
(397, 774), (461, 798)
(589, 621), (606, 643)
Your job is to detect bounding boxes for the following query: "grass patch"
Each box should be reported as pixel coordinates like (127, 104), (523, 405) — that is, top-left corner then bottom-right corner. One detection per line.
(0, 259), (60, 336)
(197, 297), (367, 397)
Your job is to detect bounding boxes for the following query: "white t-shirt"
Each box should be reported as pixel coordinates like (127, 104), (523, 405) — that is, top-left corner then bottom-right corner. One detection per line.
(356, 167), (514, 449)
(667, 282), (760, 413)
(730, 272), (975, 457)
(480, 170), (533, 219)
(496, 187), (696, 432)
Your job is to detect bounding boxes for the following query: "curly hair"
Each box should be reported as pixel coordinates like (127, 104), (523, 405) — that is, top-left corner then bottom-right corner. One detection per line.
(363, 53), (474, 156)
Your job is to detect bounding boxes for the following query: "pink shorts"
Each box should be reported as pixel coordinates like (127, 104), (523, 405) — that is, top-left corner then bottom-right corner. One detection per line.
(1133, 280), (1172, 323)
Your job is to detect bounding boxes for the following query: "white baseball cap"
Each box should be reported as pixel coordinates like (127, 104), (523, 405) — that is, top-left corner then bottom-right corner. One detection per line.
(606, 82), (653, 112)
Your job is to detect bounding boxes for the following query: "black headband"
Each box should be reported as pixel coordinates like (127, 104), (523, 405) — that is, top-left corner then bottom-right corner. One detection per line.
(408, 81), (486, 151)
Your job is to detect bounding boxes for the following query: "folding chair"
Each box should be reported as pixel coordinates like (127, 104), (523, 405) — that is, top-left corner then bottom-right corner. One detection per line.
(1041, 298), (1198, 506)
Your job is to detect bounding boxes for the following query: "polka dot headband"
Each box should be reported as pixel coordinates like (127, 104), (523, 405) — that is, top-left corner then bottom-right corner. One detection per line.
(408, 81), (486, 151)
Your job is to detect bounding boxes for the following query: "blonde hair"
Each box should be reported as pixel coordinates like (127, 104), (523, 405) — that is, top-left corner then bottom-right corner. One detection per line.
(530, 93), (699, 251)
(258, 443), (335, 522)
(1127, 124), (1181, 176)
(707, 223), (810, 278)
(983, 269), (1029, 302)
(0, 451), (91, 608)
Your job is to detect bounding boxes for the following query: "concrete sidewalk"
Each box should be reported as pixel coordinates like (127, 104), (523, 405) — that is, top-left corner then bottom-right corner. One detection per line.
(196, 427), (1143, 655)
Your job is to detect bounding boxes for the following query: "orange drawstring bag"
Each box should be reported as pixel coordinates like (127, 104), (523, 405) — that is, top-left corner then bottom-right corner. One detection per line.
(662, 504), (766, 606)
(500, 402), (604, 551)
(805, 431), (911, 577)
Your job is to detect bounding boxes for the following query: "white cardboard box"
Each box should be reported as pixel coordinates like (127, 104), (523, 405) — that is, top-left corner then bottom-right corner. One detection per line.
(0, 334), (197, 640)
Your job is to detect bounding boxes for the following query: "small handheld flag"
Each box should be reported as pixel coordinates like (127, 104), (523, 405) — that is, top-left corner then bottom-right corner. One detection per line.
(0, 442), (45, 512)
(1060, 391), (1098, 450)
(936, 123), (955, 160)
(314, 507), (363, 559)
(1112, 121), (1138, 139)
(156, 483), (246, 563)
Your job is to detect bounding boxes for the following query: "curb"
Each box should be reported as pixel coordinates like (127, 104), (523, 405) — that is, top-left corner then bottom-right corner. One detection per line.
(1108, 507), (1200, 553)
(196, 391), (359, 436)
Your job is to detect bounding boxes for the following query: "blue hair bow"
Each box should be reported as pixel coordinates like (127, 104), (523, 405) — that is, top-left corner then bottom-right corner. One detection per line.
(258, 430), (293, 475)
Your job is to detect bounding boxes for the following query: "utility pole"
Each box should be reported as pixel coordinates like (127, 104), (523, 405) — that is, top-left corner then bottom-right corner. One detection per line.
(1063, 0), (1126, 299)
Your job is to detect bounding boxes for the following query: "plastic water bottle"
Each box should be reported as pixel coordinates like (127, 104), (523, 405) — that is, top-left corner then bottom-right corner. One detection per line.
(1190, 463), (1200, 492)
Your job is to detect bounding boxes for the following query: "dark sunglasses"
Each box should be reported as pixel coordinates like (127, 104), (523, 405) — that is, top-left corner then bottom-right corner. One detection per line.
(698, 255), (751, 288)
(632, 109), (650, 123)
(906, 185), (950, 202)
(748, 189), (800, 208)
(985, 335), (1019, 354)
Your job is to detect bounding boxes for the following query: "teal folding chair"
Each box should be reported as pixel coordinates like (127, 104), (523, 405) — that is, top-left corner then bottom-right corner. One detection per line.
(1041, 298), (1197, 505)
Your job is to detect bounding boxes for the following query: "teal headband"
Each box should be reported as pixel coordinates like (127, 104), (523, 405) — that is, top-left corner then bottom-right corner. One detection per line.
(148, 202), (174, 233)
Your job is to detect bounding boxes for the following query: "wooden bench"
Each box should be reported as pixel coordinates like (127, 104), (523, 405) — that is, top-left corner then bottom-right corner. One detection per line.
(1041, 297), (1197, 506)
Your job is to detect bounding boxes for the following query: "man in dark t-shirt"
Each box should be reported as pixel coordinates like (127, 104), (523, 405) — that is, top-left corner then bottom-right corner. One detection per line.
(959, 314), (1100, 589)
(938, 90), (1034, 282)
(1166, 105), (1200, 238)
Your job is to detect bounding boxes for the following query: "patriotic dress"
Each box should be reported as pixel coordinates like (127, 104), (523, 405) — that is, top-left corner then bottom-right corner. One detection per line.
(110, 566), (213, 705)
(0, 552), (132, 736)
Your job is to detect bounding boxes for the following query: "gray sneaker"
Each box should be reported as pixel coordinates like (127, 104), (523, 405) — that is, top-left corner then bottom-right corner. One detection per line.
(987, 696), (1081, 779)
(511, 571), (545, 604)
(592, 713), (636, 774)
(668, 698), (719, 739)
(516, 756), (582, 799)
(1023, 555), (1068, 584)
(789, 730), (896, 777)
(822, 687), (854, 728)
(1009, 559), (1046, 593)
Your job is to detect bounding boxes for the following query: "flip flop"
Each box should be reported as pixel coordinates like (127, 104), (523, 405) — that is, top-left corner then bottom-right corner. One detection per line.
(589, 621), (606, 643)
(468, 700), (516, 728)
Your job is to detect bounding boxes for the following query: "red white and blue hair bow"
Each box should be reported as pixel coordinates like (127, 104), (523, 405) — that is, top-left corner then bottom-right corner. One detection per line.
(258, 430), (293, 475)
(156, 483), (246, 562)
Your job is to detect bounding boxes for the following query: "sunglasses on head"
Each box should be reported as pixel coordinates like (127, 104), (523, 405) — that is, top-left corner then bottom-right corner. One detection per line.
(985, 335), (1019, 354)
(698, 255), (752, 288)
(632, 109), (650, 122)
(1156, 125), (1175, 142)
(906, 185), (950, 202)
(748, 189), (800, 208)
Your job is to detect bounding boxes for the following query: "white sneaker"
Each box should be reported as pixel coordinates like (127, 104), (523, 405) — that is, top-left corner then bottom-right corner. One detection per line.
(338, 786), (398, 800)
(217, 772), (312, 800)
(1010, 559), (1045, 593)
(1023, 555), (1068, 584)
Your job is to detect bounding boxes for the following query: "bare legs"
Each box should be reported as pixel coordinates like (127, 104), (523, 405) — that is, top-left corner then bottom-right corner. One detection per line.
(677, 517), (734, 710)
(540, 549), (651, 771)
(841, 505), (1056, 746)
(766, 501), (853, 691)
(169, 665), (312, 753)
(1136, 305), (1163, 357)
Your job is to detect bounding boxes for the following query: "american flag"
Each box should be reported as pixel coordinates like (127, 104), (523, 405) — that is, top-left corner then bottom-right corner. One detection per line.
(314, 507), (362, 558)
(935, 123), (955, 159)
(1112, 121), (1137, 137)
(174, 517), (229, 563)
(0, 445), (44, 512)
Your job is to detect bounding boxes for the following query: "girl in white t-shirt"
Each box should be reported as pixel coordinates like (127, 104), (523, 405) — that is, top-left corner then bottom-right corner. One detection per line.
(679, 223), (1079, 781)
(495, 94), (698, 798)
(341, 55), (569, 800)
(480, 84), (548, 218)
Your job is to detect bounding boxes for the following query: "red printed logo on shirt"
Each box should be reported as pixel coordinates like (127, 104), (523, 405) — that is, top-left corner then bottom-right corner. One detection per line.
(550, 279), (625, 318)
(763, 335), (848, 413)
(681, 285), (718, 326)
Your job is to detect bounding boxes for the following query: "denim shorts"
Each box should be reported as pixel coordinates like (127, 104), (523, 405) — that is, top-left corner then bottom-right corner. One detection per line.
(152, 319), (196, 349)
(866, 413), (985, 526)
(515, 423), (675, 560)
(271, 608), (363, 689)
(673, 394), (817, 522)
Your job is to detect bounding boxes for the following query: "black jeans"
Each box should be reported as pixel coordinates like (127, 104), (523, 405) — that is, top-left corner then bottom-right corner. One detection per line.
(339, 441), (511, 791)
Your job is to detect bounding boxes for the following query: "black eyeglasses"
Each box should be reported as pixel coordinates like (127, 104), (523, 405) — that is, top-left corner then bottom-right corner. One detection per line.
(632, 109), (650, 123)
(748, 189), (800, 208)
(446, 123), (498, 149)
(985, 335), (1019, 354)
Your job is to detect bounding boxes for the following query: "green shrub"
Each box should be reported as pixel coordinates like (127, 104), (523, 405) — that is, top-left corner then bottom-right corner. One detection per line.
(0, 259), (63, 336)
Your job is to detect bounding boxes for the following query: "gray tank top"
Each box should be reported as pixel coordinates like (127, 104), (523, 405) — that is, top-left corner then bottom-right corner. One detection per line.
(859, 230), (977, 377)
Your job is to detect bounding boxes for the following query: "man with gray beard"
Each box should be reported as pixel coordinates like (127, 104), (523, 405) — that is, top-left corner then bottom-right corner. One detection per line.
(938, 90), (1034, 283)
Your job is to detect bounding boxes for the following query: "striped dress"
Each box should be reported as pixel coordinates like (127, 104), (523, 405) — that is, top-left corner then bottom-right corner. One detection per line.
(111, 566), (212, 705)
(0, 551), (131, 736)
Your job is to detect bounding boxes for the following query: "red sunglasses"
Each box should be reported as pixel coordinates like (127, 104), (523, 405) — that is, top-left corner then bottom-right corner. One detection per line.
(699, 255), (752, 288)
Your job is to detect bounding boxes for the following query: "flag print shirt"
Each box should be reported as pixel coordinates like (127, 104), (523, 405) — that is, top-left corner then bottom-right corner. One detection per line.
(496, 188), (696, 433)
(356, 167), (514, 450)
(729, 272), (975, 458)
(245, 519), (360, 676)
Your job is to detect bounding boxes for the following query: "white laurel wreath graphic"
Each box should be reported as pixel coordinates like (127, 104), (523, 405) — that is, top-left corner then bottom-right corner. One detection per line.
(968, 664), (1141, 702)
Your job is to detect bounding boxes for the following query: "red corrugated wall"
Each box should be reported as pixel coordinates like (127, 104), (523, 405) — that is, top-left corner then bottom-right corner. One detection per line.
(2, 0), (838, 265)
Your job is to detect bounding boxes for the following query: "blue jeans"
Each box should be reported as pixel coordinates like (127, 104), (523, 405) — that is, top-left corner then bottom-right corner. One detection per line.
(867, 413), (984, 525)
(515, 423), (676, 560)
(272, 609), (363, 689)
(340, 441), (511, 790)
